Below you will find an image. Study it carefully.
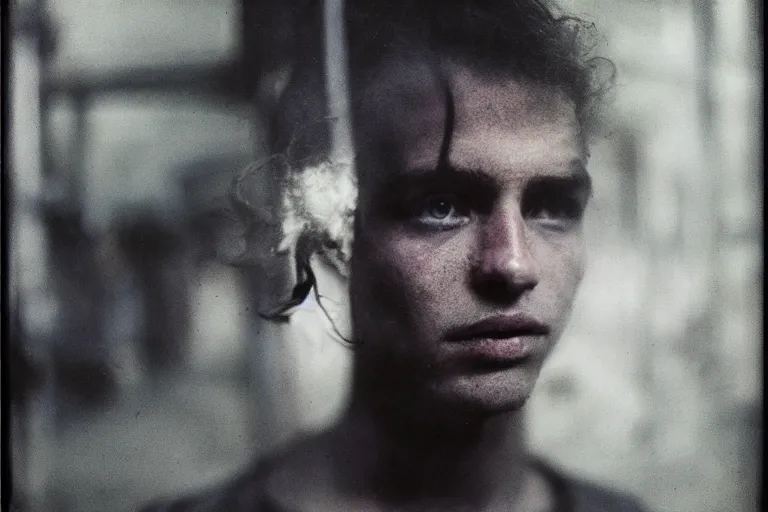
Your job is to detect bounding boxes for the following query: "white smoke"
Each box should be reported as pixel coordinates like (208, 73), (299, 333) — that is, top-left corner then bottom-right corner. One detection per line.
(279, 159), (357, 277)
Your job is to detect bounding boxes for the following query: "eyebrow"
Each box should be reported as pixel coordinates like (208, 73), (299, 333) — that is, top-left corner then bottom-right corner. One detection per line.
(385, 159), (592, 197)
(379, 166), (499, 199)
(527, 161), (593, 199)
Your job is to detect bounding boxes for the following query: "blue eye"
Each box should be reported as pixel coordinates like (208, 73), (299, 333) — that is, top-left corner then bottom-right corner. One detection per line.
(526, 196), (585, 230)
(414, 195), (471, 229)
(425, 198), (454, 219)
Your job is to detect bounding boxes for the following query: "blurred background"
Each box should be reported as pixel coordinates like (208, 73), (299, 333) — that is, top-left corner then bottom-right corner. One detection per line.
(6, 0), (762, 511)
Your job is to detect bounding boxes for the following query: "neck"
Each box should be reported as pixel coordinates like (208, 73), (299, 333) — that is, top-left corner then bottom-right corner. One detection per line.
(331, 363), (532, 510)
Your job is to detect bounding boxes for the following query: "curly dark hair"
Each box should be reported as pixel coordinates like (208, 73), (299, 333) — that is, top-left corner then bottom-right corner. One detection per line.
(351, 1), (607, 117)
(273, 0), (612, 162)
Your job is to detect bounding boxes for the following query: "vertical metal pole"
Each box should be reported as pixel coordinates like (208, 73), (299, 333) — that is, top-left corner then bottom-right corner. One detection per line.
(691, 0), (724, 402)
(323, 0), (353, 166)
(9, 0), (56, 509)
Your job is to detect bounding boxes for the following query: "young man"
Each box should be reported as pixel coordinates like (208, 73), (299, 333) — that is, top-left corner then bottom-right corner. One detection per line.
(146, 1), (649, 510)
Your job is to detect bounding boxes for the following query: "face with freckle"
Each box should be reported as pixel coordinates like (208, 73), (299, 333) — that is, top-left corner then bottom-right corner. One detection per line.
(348, 56), (591, 415)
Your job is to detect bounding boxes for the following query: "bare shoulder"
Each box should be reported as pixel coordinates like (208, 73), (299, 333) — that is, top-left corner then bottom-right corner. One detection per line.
(138, 460), (272, 512)
(139, 432), (337, 512)
(568, 480), (650, 512)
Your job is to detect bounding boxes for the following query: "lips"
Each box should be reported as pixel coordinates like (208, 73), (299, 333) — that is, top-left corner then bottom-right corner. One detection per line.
(443, 313), (550, 364)
(445, 313), (550, 342)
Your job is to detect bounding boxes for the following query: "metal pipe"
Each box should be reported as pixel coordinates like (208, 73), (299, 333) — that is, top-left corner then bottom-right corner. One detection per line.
(322, 0), (353, 165)
(691, 0), (724, 401)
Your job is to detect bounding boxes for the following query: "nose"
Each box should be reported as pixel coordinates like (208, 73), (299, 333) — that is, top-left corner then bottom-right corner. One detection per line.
(471, 205), (540, 300)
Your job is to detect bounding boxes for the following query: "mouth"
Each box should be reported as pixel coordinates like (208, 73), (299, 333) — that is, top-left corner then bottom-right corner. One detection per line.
(443, 313), (550, 365)
(445, 313), (550, 342)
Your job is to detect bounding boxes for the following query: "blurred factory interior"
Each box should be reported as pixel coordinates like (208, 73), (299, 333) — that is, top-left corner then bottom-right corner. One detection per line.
(6, 0), (762, 511)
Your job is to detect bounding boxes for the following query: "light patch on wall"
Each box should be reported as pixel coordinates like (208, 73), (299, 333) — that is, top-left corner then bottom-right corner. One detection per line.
(46, 0), (239, 73)
(188, 263), (246, 372)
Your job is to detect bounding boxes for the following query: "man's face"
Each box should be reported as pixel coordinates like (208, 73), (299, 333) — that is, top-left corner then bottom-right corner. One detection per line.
(349, 58), (591, 414)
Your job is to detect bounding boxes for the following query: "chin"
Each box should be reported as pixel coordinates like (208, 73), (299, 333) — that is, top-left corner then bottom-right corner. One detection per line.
(434, 368), (538, 416)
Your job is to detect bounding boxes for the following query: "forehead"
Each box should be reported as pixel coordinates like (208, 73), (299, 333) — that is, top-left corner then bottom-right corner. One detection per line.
(353, 58), (584, 186)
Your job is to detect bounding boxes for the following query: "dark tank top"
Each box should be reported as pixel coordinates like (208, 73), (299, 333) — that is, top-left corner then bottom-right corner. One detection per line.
(141, 456), (650, 512)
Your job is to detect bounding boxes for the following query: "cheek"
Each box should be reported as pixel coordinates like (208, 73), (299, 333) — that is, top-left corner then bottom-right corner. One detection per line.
(350, 229), (468, 329)
(384, 231), (471, 307)
(569, 236), (588, 288)
(535, 236), (586, 317)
